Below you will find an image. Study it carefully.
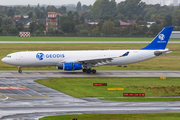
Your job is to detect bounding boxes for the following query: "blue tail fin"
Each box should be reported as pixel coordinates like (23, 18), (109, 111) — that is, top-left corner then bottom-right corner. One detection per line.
(141, 27), (174, 50)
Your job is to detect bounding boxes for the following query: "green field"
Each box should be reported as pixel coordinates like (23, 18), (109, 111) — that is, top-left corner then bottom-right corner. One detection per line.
(0, 36), (180, 41)
(0, 36), (153, 41)
(0, 43), (179, 70)
(35, 77), (180, 99)
(40, 113), (180, 120)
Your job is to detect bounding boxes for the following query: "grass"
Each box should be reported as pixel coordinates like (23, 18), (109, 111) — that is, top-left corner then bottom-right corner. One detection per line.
(0, 36), (155, 41)
(40, 113), (180, 120)
(0, 36), (180, 41)
(100, 98), (180, 102)
(0, 43), (179, 70)
(35, 77), (180, 98)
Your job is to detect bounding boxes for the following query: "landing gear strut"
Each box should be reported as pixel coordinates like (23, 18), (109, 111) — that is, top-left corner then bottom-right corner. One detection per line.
(18, 66), (22, 73)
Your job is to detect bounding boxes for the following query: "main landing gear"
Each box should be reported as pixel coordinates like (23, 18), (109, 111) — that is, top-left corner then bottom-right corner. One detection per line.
(18, 66), (22, 73)
(82, 68), (96, 74)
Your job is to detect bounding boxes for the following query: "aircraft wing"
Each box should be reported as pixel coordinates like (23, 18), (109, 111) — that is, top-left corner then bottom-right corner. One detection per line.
(60, 51), (129, 67)
(78, 56), (116, 66)
(78, 51), (130, 67)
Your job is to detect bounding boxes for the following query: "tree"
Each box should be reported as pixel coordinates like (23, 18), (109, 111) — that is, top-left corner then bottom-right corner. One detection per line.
(28, 11), (33, 19)
(37, 3), (40, 8)
(61, 21), (75, 33)
(0, 17), (2, 27)
(29, 22), (38, 33)
(82, 12), (93, 19)
(3, 17), (13, 25)
(91, 26), (100, 35)
(0, 27), (3, 33)
(165, 15), (172, 26)
(8, 27), (18, 34)
(76, 1), (81, 12)
(20, 15), (24, 20)
(100, 15), (114, 21)
(117, 0), (146, 18)
(59, 6), (66, 14)
(47, 5), (56, 12)
(60, 16), (73, 26)
(1, 25), (12, 32)
(80, 15), (85, 24)
(82, 5), (92, 12)
(101, 20), (114, 35)
(74, 11), (80, 19)
(115, 14), (125, 21)
(91, 0), (116, 19)
(16, 23), (24, 31)
(136, 15), (144, 23)
(172, 18), (179, 26)
(7, 9), (15, 18)
(113, 21), (120, 27)
(148, 23), (159, 35)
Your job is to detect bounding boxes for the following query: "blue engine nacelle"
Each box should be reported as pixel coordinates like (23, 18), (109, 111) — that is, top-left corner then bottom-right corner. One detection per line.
(57, 62), (83, 71)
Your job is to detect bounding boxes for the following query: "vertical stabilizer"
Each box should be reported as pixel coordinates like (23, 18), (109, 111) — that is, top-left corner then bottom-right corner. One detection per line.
(141, 27), (174, 50)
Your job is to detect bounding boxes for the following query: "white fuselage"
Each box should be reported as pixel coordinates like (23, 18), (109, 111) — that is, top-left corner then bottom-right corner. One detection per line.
(2, 50), (162, 67)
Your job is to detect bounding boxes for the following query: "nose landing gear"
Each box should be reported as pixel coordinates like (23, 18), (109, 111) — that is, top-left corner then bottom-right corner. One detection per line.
(18, 66), (22, 73)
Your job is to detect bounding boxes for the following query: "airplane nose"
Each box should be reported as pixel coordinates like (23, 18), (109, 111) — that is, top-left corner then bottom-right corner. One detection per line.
(1, 58), (6, 63)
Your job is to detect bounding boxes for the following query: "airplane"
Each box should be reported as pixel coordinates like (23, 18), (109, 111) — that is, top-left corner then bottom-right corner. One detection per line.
(1, 27), (174, 74)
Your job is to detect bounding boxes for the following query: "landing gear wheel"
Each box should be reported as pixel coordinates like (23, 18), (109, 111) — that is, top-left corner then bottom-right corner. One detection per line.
(18, 69), (22, 73)
(92, 69), (96, 74)
(83, 69), (87, 73)
(87, 69), (91, 74)
(18, 66), (22, 73)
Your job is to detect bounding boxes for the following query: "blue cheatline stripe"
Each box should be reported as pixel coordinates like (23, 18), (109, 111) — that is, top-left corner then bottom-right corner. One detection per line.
(141, 27), (174, 50)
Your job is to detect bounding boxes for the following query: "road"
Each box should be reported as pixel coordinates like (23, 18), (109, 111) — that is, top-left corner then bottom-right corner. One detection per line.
(0, 71), (180, 119)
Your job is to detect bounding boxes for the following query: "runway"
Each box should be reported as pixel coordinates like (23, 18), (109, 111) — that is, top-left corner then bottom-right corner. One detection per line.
(0, 71), (180, 119)
(0, 41), (180, 43)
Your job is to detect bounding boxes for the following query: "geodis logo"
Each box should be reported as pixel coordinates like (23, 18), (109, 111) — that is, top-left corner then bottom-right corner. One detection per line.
(158, 34), (165, 41)
(157, 34), (166, 43)
(36, 53), (65, 60)
(36, 53), (44, 60)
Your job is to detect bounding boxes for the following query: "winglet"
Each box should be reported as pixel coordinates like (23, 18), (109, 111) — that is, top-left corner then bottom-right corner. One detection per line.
(141, 27), (174, 50)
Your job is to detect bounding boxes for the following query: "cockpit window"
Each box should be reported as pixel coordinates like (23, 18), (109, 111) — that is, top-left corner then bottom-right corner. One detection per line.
(6, 56), (11, 58)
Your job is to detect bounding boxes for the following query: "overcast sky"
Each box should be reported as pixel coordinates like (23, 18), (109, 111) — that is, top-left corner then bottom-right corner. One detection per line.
(0, 0), (175, 6)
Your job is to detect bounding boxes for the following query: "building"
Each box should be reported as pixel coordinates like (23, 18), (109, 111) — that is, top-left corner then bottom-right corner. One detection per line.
(120, 20), (136, 28)
(170, 31), (180, 39)
(46, 12), (62, 33)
